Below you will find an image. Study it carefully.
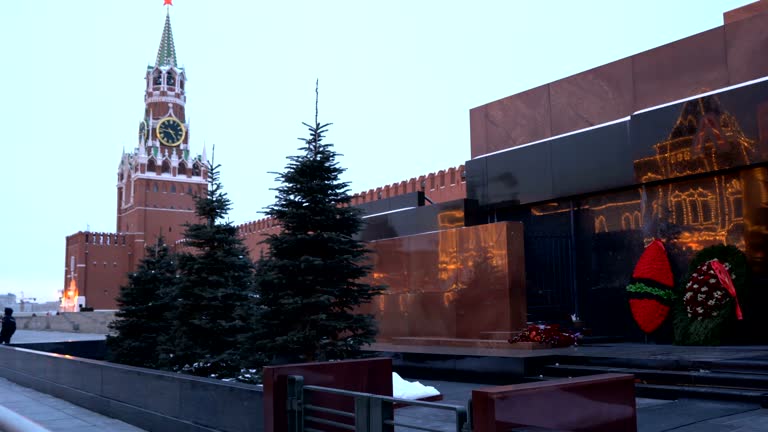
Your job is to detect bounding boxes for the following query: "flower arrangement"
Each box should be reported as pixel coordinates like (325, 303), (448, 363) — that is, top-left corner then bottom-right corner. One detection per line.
(509, 323), (578, 348)
(674, 244), (748, 346)
(683, 259), (738, 320)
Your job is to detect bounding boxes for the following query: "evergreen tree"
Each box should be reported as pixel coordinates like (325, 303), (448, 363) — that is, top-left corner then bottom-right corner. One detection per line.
(162, 152), (255, 378)
(250, 85), (384, 364)
(107, 238), (176, 369)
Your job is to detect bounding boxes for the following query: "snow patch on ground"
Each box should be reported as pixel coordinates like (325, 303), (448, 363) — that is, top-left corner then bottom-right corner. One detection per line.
(392, 372), (440, 400)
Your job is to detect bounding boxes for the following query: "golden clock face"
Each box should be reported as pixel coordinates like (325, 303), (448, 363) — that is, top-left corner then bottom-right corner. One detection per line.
(156, 117), (186, 147)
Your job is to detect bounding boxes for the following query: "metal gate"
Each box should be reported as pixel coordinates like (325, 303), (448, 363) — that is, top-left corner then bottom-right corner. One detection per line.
(524, 232), (576, 322)
(286, 375), (472, 432)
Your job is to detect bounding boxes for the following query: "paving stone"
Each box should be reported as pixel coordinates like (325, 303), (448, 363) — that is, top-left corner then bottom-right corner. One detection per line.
(637, 399), (760, 432)
(0, 377), (146, 432)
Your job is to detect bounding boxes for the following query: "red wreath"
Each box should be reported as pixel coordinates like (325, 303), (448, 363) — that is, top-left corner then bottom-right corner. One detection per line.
(627, 240), (675, 334)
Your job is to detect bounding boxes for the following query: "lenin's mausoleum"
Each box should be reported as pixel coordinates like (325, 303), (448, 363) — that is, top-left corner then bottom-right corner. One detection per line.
(65, 2), (768, 342)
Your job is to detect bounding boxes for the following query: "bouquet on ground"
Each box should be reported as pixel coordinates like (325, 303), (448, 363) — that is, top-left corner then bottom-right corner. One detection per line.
(509, 323), (578, 348)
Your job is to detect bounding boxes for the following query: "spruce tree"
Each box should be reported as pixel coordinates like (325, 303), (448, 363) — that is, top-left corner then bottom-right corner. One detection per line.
(251, 85), (384, 364)
(162, 152), (255, 378)
(107, 238), (176, 369)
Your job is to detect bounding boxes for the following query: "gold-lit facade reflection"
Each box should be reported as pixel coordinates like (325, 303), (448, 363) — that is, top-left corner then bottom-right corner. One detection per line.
(630, 95), (763, 250)
(361, 221), (526, 341)
(635, 96), (758, 183)
(532, 95), (768, 257)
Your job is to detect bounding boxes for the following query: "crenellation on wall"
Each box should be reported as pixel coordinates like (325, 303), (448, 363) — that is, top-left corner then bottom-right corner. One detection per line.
(350, 165), (467, 206)
(234, 217), (280, 262)
(233, 165), (468, 257)
(65, 231), (135, 248)
(236, 217), (280, 238)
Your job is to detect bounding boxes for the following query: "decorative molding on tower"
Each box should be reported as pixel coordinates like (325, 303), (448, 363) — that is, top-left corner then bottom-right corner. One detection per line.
(156, 11), (177, 68)
(117, 6), (207, 215)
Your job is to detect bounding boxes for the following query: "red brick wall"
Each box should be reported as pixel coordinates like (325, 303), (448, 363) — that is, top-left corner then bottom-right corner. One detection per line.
(350, 165), (467, 206)
(238, 218), (281, 260)
(64, 232), (137, 310)
(236, 164), (468, 260)
(117, 177), (203, 246)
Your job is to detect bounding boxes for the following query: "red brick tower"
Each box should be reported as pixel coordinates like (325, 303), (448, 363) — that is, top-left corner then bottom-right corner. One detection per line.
(116, 10), (207, 248)
(64, 10), (206, 310)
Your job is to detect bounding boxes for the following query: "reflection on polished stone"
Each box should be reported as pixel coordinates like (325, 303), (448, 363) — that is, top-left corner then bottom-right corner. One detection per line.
(362, 222), (526, 341)
(633, 94), (762, 184)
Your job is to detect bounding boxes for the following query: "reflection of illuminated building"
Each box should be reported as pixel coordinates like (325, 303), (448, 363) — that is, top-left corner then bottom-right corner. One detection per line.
(529, 95), (766, 253)
(635, 97), (757, 183)
(633, 96), (757, 250)
(437, 209), (463, 282)
(60, 278), (79, 313)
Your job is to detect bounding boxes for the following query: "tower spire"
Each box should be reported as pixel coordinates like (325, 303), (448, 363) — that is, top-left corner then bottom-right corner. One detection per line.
(155, 10), (177, 68)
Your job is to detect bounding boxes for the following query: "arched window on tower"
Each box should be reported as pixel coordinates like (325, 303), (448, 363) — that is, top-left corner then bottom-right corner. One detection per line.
(147, 159), (156, 174)
(192, 162), (201, 177)
(153, 182), (159, 193)
(170, 184), (176, 193)
(180, 77), (185, 91)
(153, 69), (162, 88)
(166, 71), (176, 88)
(178, 161), (187, 176)
(161, 160), (171, 174)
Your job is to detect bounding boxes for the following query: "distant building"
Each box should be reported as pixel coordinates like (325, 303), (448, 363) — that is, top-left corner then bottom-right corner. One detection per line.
(0, 293), (17, 310)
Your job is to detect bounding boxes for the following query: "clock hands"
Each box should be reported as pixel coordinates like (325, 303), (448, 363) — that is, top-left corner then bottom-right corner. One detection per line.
(156, 118), (184, 146)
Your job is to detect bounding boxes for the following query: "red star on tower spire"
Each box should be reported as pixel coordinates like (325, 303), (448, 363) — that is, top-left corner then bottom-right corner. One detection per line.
(164, 0), (173, 5)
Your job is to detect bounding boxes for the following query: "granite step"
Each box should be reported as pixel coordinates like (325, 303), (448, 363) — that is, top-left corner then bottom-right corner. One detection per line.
(478, 331), (520, 341)
(635, 383), (768, 406)
(556, 355), (768, 374)
(389, 337), (551, 350)
(542, 364), (768, 390)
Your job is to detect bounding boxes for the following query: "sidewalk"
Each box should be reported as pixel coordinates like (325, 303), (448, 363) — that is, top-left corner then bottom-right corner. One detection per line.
(0, 378), (144, 432)
(2, 331), (137, 431)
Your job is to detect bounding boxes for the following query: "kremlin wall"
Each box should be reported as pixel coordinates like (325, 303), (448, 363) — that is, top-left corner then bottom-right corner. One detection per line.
(65, 2), (768, 341)
(235, 164), (468, 257)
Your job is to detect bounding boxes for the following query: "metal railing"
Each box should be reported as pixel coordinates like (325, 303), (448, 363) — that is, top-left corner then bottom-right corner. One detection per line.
(287, 375), (471, 432)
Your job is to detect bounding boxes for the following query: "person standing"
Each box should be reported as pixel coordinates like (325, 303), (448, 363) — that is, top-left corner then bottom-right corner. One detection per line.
(1, 308), (16, 344)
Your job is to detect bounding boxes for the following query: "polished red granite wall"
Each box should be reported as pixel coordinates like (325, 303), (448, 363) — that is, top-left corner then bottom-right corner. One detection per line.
(470, 2), (768, 158)
(363, 221), (526, 341)
(472, 373), (637, 432)
(262, 358), (392, 432)
(725, 0), (768, 24)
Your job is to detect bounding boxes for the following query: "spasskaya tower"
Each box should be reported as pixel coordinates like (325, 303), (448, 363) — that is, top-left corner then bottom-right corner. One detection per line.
(64, 6), (207, 310)
(116, 9), (207, 245)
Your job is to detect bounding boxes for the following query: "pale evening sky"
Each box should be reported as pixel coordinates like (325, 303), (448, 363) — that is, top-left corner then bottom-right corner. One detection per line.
(0, 1), (754, 302)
